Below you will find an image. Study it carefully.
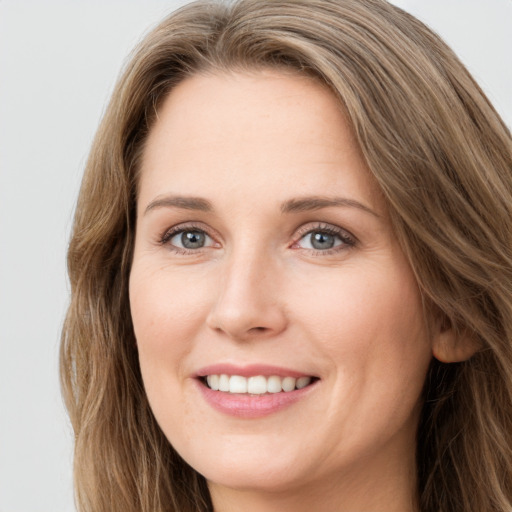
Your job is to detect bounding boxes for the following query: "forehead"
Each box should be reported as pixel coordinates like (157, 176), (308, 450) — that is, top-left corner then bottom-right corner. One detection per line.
(138, 70), (382, 214)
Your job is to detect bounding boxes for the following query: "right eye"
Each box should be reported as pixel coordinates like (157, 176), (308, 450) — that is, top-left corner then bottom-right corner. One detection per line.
(162, 227), (216, 252)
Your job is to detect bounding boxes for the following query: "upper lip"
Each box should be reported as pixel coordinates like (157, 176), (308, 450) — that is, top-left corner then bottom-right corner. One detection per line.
(195, 363), (317, 379)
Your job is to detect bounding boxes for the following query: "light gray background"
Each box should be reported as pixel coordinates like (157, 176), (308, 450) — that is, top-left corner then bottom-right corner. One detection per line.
(0, 1), (511, 511)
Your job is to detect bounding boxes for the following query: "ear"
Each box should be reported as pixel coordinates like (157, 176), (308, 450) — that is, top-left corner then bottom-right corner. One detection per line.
(432, 323), (481, 363)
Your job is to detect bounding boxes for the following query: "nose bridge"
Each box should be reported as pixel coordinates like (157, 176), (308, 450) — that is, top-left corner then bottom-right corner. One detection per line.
(207, 238), (286, 339)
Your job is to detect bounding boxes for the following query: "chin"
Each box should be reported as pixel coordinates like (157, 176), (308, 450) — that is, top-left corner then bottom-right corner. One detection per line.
(177, 439), (312, 493)
(203, 465), (308, 495)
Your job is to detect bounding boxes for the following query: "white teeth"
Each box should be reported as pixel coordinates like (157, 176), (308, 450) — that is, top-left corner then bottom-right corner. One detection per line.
(206, 375), (219, 391)
(267, 375), (282, 393)
(296, 376), (312, 389)
(219, 374), (230, 392)
(204, 374), (314, 394)
(229, 375), (248, 393)
(248, 376), (267, 394)
(282, 376), (296, 392)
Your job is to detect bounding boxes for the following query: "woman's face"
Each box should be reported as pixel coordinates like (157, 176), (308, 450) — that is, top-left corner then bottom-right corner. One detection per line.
(130, 70), (434, 501)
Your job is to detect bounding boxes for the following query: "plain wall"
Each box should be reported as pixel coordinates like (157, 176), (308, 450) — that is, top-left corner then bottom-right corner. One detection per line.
(0, 1), (510, 511)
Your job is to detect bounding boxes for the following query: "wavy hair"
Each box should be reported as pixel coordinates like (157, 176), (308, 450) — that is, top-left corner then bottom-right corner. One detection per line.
(60, 1), (512, 510)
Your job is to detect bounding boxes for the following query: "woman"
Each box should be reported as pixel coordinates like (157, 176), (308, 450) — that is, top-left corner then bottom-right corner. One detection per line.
(60, 0), (512, 511)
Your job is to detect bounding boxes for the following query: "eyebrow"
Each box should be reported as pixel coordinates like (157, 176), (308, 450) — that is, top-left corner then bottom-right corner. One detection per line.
(144, 195), (213, 215)
(281, 196), (379, 217)
(143, 194), (379, 217)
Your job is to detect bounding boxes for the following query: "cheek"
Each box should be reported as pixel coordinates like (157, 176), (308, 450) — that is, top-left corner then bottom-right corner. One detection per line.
(291, 257), (431, 400)
(129, 262), (220, 448)
(289, 260), (431, 460)
(129, 263), (212, 407)
(293, 258), (425, 341)
(130, 262), (211, 350)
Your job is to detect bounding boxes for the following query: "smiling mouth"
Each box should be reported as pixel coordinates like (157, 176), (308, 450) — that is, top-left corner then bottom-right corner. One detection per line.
(201, 374), (318, 395)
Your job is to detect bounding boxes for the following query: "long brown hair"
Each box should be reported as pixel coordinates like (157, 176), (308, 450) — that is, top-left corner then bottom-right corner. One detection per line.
(61, 1), (512, 510)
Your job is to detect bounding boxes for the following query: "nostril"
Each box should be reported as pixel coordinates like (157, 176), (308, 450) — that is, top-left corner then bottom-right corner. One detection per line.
(206, 298), (288, 340)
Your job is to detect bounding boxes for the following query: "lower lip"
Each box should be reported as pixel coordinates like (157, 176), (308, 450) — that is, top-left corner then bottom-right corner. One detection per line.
(196, 379), (318, 419)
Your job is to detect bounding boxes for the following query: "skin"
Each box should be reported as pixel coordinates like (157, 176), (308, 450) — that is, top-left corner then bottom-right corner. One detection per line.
(129, 70), (447, 512)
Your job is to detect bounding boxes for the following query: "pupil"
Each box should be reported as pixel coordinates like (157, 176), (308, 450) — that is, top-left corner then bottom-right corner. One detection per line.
(311, 232), (334, 250)
(181, 231), (205, 249)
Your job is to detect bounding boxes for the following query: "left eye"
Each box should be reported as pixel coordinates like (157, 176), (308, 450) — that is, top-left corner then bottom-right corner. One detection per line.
(297, 230), (349, 251)
(168, 229), (214, 250)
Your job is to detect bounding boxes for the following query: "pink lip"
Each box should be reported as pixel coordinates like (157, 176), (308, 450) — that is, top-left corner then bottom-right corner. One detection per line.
(195, 363), (315, 379)
(193, 364), (319, 419)
(195, 380), (318, 418)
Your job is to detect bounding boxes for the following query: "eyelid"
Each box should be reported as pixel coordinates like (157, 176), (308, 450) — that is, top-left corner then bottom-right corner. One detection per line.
(159, 222), (220, 249)
(157, 221), (356, 255)
(291, 222), (357, 252)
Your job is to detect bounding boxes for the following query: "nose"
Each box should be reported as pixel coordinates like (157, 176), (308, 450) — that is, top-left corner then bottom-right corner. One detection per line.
(206, 249), (288, 341)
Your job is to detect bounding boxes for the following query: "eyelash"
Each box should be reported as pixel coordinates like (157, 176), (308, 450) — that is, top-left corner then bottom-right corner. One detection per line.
(292, 223), (357, 255)
(159, 222), (215, 255)
(159, 222), (357, 256)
